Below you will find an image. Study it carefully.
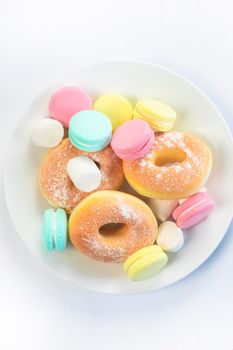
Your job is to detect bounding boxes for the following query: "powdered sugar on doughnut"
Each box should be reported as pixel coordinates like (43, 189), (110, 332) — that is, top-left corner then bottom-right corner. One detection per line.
(123, 131), (212, 198)
(39, 139), (123, 212)
(69, 191), (157, 262)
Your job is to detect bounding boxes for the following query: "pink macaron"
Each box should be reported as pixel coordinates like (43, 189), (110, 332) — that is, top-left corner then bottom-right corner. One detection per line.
(49, 86), (92, 127)
(111, 119), (155, 160)
(172, 192), (215, 229)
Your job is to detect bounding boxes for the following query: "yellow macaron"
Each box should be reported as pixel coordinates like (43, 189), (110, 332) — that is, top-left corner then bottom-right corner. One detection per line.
(93, 95), (133, 131)
(124, 245), (168, 281)
(133, 98), (176, 131)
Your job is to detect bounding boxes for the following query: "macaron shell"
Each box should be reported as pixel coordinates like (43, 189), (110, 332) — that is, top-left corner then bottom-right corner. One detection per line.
(93, 95), (133, 131)
(69, 110), (112, 152)
(43, 209), (54, 251)
(133, 109), (174, 132)
(49, 86), (92, 127)
(124, 245), (162, 272)
(176, 198), (215, 229)
(111, 119), (154, 160)
(54, 209), (67, 251)
(127, 251), (168, 281)
(118, 130), (155, 160)
(173, 192), (212, 221)
(136, 99), (177, 122)
(69, 132), (111, 152)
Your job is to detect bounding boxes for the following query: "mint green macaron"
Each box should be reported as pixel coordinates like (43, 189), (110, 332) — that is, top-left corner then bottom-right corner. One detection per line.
(43, 208), (67, 252)
(68, 110), (112, 152)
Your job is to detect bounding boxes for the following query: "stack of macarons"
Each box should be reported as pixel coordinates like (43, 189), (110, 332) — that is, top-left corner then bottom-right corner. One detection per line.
(31, 84), (216, 282)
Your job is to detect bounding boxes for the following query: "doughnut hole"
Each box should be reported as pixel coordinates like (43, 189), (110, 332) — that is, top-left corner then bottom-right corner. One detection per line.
(154, 148), (186, 167)
(99, 223), (128, 238)
(94, 161), (101, 170)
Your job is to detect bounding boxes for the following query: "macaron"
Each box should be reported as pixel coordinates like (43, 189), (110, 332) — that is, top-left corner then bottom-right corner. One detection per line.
(43, 208), (67, 251)
(178, 187), (207, 204)
(69, 110), (112, 152)
(156, 221), (184, 253)
(49, 86), (92, 127)
(133, 98), (176, 131)
(172, 192), (215, 229)
(31, 118), (64, 148)
(111, 119), (155, 160)
(67, 156), (101, 192)
(148, 199), (179, 222)
(124, 245), (168, 281)
(93, 94), (133, 131)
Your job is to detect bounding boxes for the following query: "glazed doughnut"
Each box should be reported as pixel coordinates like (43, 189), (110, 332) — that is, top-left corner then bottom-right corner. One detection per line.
(39, 138), (123, 212)
(123, 131), (212, 200)
(69, 191), (158, 263)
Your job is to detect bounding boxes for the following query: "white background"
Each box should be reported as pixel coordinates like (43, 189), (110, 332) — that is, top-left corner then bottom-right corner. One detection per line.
(0, 1), (233, 349)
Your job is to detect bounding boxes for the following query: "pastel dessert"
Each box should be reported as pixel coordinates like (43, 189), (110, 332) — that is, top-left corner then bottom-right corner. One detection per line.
(69, 191), (158, 263)
(111, 119), (155, 160)
(124, 245), (168, 281)
(67, 156), (101, 192)
(43, 208), (67, 251)
(93, 94), (133, 131)
(69, 110), (112, 152)
(148, 198), (179, 222)
(156, 221), (184, 253)
(31, 118), (64, 148)
(172, 192), (215, 229)
(133, 98), (176, 131)
(33, 86), (217, 282)
(39, 138), (123, 212)
(123, 131), (212, 199)
(49, 86), (92, 127)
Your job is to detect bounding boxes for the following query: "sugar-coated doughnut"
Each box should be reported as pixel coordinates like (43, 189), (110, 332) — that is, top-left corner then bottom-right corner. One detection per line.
(156, 221), (184, 253)
(148, 199), (179, 222)
(39, 139), (123, 212)
(69, 191), (158, 263)
(49, 86), (92, 127)
(123, 131), (212, 199)
(43, 208), (67, 252)
(67, 156), (101, 192)
(94, 94), (133, 131)
(173, 192), (215, 229)
(69, 110), (112, 152)
(124, 245), (168, 281)
(111, 119), (155, 160)
(31, 119), (64, 148)
(133, 98), (176, 131)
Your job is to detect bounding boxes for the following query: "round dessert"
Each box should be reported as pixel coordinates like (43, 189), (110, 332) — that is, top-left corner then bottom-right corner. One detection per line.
(124, 245), (168, 281)
(43, 208), (67, 252)
(111, 119), (155, 160)
(123, 131), (212, 199)
(172, 191), (215, 229)
(69, 191), (158, 263)
(39, 138), (123, 212)
(133, 98), (177, 131)
(49, 86), (92, 127)
(93, 94), (133, 131)
(31, 118), (64, 148)
(69, 110), (112, 152)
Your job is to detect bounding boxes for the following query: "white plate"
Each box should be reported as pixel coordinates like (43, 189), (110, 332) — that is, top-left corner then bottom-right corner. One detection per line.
(4, 61), (233, 294)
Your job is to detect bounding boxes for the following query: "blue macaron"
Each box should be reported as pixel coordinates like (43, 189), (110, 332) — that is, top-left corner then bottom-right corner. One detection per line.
(43, 208), (67, 252)
(68, 110), (112, 152)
